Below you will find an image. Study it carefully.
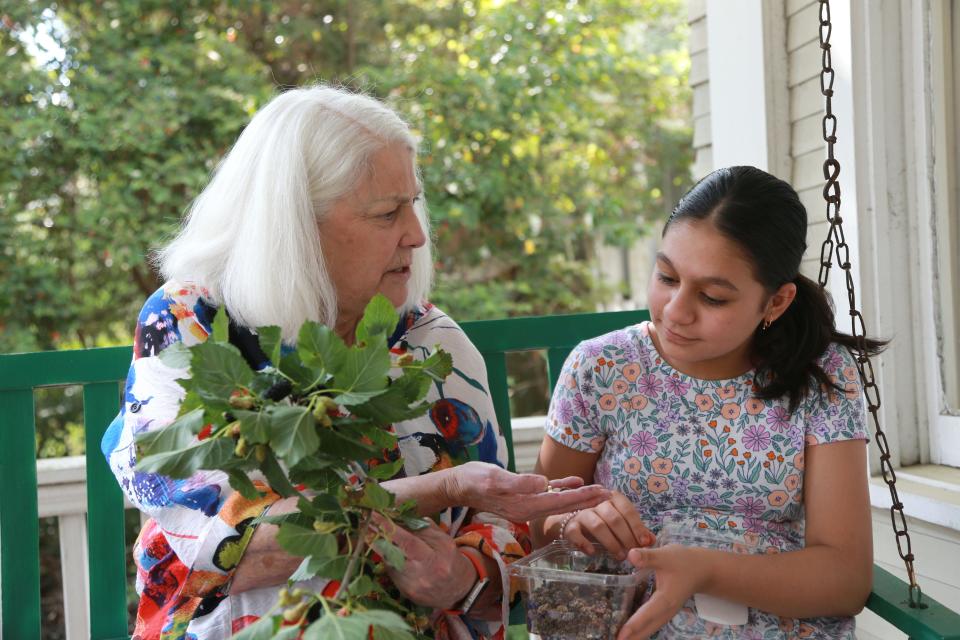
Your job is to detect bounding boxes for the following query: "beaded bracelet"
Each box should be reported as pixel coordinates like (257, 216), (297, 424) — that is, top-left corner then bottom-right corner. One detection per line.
(558, 509), (581, 541)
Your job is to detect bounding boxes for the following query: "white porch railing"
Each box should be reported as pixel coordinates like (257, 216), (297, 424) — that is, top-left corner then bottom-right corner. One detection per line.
(36, 455), (140, 640)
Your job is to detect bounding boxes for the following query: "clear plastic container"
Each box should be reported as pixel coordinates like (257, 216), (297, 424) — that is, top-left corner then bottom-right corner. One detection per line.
(509, 540), (649, 640)
(653, 524), (752, 639)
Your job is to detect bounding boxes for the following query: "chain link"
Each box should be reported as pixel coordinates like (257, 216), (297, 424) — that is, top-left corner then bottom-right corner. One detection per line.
(814, 0), (922, 607)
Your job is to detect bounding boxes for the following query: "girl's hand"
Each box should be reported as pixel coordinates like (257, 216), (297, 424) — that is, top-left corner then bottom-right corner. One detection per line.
(616, 545), (710, 640)
(444, 461), (611, 522)
(561, 491), (655, 560)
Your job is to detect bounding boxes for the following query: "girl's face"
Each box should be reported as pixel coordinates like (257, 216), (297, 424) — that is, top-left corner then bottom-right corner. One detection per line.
(647, 219), (795, 380)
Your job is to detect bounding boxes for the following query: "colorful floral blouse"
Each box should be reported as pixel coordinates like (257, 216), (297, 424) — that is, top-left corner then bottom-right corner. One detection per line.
(546, 321), (868, 639)
(102, 281), (527, 640)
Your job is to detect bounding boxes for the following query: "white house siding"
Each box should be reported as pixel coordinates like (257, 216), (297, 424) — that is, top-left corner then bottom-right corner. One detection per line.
(689, 0), (712, 179)
(786, 0), (832, 280)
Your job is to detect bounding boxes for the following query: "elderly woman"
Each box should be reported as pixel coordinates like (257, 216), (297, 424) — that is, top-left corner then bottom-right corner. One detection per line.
(102, 85), (608, 639)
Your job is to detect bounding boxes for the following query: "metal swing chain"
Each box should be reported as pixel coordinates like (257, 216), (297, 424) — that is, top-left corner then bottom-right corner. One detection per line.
(814, 0), (922, 607)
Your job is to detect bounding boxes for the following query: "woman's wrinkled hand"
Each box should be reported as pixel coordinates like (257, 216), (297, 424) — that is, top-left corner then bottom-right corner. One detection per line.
(370, 514), (476, 610)
(561, 491), (655, 560)
(443, 461), (611, 522)
(616, 545), (707, 640)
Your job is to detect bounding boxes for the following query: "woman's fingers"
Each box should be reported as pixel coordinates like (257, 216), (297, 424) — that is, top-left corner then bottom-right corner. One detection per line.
(546, 475), (586, 490)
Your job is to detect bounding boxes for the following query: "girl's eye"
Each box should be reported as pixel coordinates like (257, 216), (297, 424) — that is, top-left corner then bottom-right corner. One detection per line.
(656, 272), (677, 285)
(701, 294), (727, 306)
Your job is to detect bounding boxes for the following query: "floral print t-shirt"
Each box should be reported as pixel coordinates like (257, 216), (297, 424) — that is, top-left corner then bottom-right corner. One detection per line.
(546, 321), (868, 639)
(102, 281), (528, 640)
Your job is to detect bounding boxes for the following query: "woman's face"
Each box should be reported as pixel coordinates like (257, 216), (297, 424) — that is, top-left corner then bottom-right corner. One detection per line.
(319, 142), (426, 336)
(646, 219), (794, 379)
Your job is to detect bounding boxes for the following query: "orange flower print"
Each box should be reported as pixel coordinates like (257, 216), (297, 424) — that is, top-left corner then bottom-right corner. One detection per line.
(694, 394), (714, 412)
(630, 395), (648, 411)
(599, 394), (617, 411)
(804, 434), (817, 447)
(589, 437), (605, 452)
(620, 400), (631, 411)
(743, 532), (759, 546)
(565, 373), (577, 389)
(844, 382), (859, 399)
(745, 397), (765, 415)
(647, 475), (670, 493)
(767, 490), (789, 507)
(651, 457), (674, 475)
(843, 365), (859, 381)
(612, 379), (629, 394)
(798, 622), (816, 637)
(785, 474), (800, 491)
(717, 384), (737, 400)
(629, 478), (643, 493)
(794, 451), (805, 470)
(623, 456), (642, 474)
(721, 403), (741, 420)
(622, 363), (641, 381)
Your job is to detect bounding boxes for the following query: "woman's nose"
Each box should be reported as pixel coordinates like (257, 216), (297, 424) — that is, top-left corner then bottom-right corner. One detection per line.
(402, 206), (427, 249)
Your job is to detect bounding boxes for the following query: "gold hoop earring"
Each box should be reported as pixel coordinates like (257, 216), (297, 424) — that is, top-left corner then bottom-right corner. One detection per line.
(761, 319), (772, 332)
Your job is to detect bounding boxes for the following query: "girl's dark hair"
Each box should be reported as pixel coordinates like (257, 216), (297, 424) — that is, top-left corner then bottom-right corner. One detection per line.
(664, 166), (886, 412)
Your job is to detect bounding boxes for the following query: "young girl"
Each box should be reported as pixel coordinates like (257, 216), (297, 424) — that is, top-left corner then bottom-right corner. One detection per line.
(533, 166), (884, 639)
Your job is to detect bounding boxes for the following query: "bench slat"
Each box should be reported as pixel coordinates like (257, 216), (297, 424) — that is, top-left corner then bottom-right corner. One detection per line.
(84, 382), (129, 639)
(0, 389), (42, 640)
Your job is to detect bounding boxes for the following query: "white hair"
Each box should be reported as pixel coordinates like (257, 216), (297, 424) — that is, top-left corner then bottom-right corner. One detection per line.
(156, 85), (434, 341)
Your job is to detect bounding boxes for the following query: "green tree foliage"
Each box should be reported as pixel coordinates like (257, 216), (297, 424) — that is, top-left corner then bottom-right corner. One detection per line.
(1, 0), (691, 354)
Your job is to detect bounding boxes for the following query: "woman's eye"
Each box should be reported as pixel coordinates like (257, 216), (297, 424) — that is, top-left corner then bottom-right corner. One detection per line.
(701, 294), (727, 306)
(656, 273), (677, 285)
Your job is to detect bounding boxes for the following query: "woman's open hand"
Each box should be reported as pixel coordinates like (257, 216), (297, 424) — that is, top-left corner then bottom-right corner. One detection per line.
(560, 491), (655, 560)
(443, 461), (610, 522)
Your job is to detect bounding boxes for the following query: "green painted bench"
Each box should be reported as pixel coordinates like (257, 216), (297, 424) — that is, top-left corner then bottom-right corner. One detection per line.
(2, 310), (959, 639)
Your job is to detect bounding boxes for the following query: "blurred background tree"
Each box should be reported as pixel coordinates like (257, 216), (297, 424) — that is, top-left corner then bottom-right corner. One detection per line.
(1, 0), (690, 353)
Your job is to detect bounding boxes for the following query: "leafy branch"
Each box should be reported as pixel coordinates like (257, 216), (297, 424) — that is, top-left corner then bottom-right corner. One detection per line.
(136, 294), (452, 638)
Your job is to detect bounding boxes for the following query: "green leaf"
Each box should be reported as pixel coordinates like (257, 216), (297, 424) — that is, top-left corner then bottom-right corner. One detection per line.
(363, 610), (416, 639)
(418, 348), (454, 382)
(367, 458), (404, 480)
(233, 409), (271, 444)
(157, 341), (192, 369)
(303, 614), (369, 640)
(269, 405), (320, 467)
(212, 306), (229, 343)
(273, 626), (303, 640)
(357, 481), (395, 510)
(135, 408), (204, 457)
(334, 334), (391, 398)
(355, 293), (399, 343)
(249, 369), (287, 398)
(230, 614), (277, 640)
(136, 437), (234, 478)
(319, 428), (380, 459)
(256, 325), (283, 366)
(297, 320), (347, 371)
(371, 537), (405, 570)
(259, 449), (299, 498)
(348, 375), (432, 424)
(189, 341), (254, 402)
(278, 351), (325, 392)
(288, 556), (320, 582)
(276, 523), (337, 558)
(227, 469), (262, 501)
(333, 388), (390, 407)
